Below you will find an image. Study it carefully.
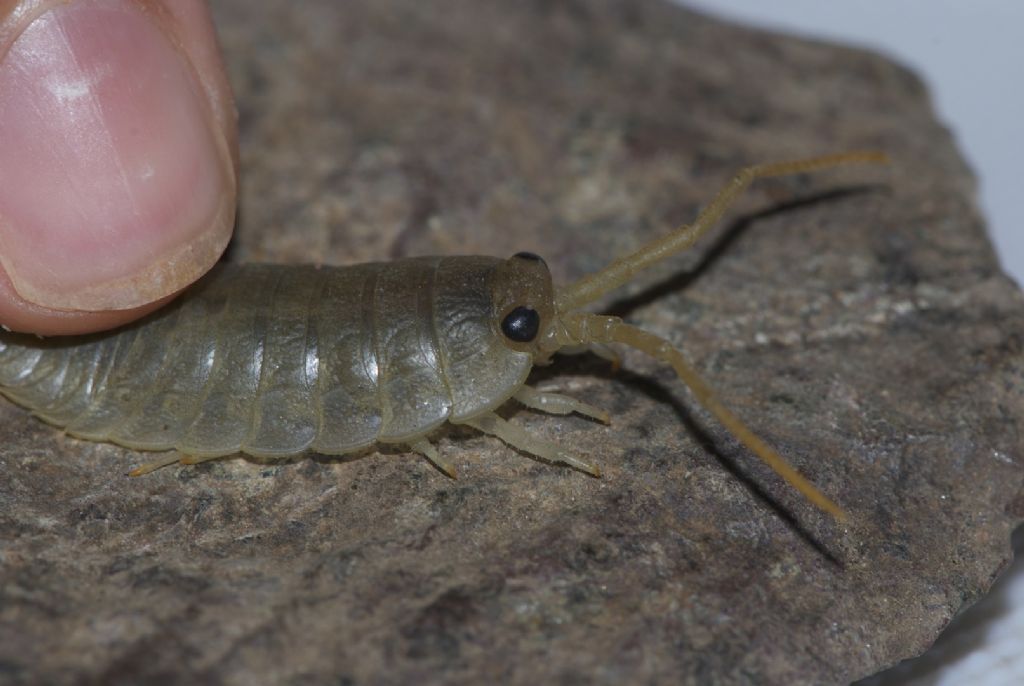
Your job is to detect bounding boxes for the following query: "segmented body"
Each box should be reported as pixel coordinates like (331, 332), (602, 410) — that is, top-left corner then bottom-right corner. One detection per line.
(0, 258), (532, 458)
(0, 153), (884, 519)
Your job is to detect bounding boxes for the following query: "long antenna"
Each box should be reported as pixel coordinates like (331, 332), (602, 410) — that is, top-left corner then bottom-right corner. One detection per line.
(567, 313), (848, 521)
(556, 151), (889, 312)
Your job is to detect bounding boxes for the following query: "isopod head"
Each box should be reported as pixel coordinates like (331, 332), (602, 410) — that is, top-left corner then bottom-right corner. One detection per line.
(490, 251), (557, 352)
(480, 152), (891, 520)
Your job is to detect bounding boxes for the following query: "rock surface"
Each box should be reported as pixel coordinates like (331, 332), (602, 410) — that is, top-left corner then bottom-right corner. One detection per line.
(2, 1), (1023, 684)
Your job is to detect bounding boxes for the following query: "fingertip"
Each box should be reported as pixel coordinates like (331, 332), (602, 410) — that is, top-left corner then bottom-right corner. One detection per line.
(0, 0), (236, 325)
(0, 263), (180, 336)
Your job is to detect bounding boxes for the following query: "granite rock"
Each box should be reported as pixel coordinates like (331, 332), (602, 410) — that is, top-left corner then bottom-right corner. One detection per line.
(1, 1), (1022, 684)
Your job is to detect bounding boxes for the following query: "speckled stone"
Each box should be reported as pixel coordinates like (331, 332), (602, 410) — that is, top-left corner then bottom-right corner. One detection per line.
(2, 1), (1022, 685)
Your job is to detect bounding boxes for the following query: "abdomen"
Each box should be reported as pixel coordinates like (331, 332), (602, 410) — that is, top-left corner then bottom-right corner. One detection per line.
(0, 259), (463, 458)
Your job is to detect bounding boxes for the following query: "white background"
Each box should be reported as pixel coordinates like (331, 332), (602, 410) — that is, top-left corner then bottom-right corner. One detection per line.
(679, 2), (1024, 684)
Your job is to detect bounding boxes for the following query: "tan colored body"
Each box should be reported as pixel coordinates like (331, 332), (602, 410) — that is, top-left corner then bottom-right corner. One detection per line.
(0, 258), (532, 458)
(0, 153), (888, 521)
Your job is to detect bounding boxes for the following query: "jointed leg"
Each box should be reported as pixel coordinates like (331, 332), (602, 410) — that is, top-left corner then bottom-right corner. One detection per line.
(129, 452), (230, 476)
(567, 313), (845, 520)
(410, 438), (457, 478)
(514, 386), (610, 424)
(461, 412), (601, 477)
(179, 454), (228, 467)
(128, 452), (183, 477)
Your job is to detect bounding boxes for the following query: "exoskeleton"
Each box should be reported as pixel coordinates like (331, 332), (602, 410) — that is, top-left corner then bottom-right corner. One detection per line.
(0, 153), (887, 519)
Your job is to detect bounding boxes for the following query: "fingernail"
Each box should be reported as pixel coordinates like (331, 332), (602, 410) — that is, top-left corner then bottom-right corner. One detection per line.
(0, 0), (234, 311)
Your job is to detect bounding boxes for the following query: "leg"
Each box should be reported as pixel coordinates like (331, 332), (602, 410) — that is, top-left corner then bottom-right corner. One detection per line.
(409, 438), (457, 478)
(567, 313), (845, 521)
(127, 452), (185, 477)
(179, 454), (228, 467)
(461, 412), (601, 477)
(130, 452), (230, 476)
(514, 386), (610, 424)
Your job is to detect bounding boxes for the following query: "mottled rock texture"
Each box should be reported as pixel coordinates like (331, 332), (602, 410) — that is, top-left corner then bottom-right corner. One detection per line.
(2, 1), (1023, 685)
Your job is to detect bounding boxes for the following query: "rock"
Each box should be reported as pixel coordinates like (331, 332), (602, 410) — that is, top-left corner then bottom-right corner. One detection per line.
(2, 1), (1022, 684)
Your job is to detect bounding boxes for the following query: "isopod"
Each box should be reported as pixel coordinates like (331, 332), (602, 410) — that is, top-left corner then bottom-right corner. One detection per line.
(0, 152), (887, 519)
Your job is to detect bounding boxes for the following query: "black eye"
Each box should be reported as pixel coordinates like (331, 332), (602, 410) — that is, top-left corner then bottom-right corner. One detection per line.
(501, 306), (540, 343)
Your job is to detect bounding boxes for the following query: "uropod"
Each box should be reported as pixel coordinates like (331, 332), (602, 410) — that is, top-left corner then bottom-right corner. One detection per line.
(0, 152), (886, 520)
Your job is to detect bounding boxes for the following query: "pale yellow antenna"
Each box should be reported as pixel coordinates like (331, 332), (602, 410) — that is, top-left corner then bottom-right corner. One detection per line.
(558, 151), (890, 521)
(557, 151), (889, 312)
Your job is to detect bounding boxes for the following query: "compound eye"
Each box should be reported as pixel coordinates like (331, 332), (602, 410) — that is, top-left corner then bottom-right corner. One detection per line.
(500, 306), (540, 343)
